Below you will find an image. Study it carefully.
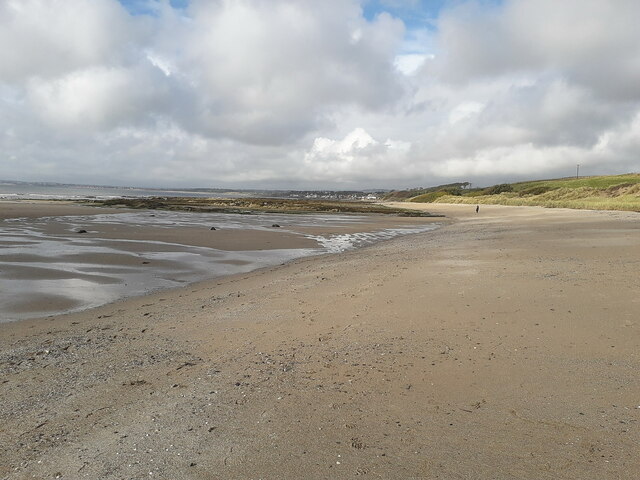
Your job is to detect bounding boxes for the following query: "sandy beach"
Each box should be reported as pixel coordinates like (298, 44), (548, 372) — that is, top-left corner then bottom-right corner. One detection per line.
(1, 203), (639, 479)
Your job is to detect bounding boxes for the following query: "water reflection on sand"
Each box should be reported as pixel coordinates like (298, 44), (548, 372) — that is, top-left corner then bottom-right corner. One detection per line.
(1, 210), (439, 321)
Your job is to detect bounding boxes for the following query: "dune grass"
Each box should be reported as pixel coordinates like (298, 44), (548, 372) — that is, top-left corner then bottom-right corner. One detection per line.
(510, 174), (640, 192)
(401, 174), (640, 211)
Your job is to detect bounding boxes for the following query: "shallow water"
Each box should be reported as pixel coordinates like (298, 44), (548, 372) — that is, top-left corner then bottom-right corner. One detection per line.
(0, 183), (241, 201)
(1, 210), (439, 321)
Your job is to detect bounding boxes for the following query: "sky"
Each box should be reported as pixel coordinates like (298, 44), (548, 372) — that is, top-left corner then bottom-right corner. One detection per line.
(1, 0), (639, 189)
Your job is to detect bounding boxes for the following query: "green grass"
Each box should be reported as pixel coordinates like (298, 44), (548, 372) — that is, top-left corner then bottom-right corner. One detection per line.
(409, 191), (450, 203)
(401, 174), (640, 212)
(511, 174), (640, 192)
(383, 182), (470, 201)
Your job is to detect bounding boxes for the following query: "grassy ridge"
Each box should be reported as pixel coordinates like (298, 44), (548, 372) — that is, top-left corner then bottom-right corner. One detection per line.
(503, 174), (640, 193)
(388, 174), (640, 211)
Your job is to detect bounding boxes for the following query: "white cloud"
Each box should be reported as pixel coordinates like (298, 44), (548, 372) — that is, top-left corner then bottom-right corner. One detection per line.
(26, 67), (162, 130)
(175, 1), (406, 144)
(0, 0), (135, 82)
(394, 53), (431, 75)
(432, 0), (640, 100)
(302, 128), (413, 184)
(448, 101), (484, 125)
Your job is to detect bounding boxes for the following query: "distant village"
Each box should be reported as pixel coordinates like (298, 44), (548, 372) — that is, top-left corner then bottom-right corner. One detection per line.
(279, 190), (384, 201)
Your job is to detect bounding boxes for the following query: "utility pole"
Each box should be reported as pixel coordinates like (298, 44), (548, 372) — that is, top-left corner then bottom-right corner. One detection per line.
(576, 164), (580, 179)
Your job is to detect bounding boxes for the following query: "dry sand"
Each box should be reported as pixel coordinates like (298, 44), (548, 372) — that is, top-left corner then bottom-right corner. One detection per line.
(1, 203), (639, 479)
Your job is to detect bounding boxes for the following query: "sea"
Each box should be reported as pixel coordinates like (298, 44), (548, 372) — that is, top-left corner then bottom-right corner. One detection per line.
(0, 183), (440, 322)
(0, 182), (247, 201)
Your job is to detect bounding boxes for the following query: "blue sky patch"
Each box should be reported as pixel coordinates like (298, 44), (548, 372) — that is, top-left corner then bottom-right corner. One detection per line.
(118, 0), (188, 16)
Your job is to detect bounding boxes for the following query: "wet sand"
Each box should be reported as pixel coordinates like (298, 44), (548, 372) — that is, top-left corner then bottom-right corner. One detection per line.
(1, 203), (639, 479)
(0, 201), (125, 220)
(0, 202), (439, 321)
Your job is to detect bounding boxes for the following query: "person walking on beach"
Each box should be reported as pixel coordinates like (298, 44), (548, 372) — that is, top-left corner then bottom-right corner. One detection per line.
(476, 205), (479, 213)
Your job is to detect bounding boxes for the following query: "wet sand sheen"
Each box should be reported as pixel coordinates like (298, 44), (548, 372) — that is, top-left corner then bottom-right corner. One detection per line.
(0, 201), (441, 321)
(7, 293), (82, 314)
(0, 264), (120, 283)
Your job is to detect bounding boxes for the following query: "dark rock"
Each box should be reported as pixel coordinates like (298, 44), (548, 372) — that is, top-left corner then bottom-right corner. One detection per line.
(210, 227), (216, 230)
(272, 224), (280, 228)
(77, 229), (88, 234)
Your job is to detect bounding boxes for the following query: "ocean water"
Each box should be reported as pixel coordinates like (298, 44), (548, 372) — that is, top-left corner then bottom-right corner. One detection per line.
(0, 183), (245, 201)
(0, 209), (440, 322)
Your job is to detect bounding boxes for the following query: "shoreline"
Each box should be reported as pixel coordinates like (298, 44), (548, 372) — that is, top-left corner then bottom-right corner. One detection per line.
(1, 203), (639, 479)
